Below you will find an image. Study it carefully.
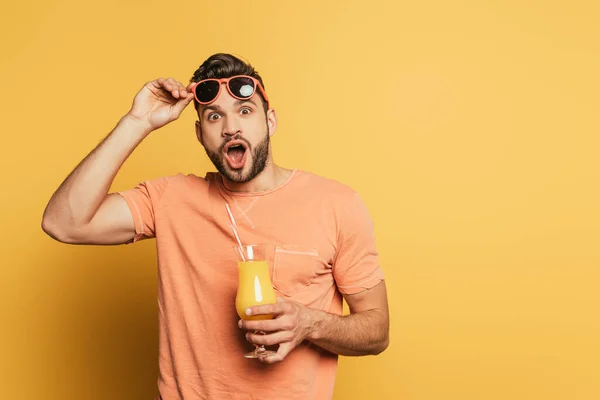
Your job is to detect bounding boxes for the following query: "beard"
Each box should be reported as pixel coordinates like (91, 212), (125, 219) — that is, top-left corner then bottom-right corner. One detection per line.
(204, 131), (270, 184)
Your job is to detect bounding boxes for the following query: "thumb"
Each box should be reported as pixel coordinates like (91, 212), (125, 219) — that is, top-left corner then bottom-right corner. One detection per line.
(261, 342), (291, 364)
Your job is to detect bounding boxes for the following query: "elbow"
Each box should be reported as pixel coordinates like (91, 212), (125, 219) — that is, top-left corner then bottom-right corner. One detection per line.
(41, 215), (73, 244)
(41, 215), (57, 238)
(372, 334), (389, 355)
(41, 216), (62, 242)
(370, 311), (390, 355)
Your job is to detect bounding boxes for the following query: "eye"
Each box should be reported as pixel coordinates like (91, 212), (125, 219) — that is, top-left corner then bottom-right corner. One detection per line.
(240, 107), (252, 115)
(207, 113), (221, 121)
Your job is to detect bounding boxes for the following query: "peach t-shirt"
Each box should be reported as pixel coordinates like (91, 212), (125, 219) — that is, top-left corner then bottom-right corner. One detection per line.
(118, 169), (384, 400)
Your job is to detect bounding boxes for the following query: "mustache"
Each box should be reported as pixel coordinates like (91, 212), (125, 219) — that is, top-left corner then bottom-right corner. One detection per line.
(219, 134), (251, 152)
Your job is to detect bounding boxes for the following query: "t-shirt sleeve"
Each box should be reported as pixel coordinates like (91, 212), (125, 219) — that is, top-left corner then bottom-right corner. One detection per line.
(116, 176), (171, 243)
(333, 192), (385, 295)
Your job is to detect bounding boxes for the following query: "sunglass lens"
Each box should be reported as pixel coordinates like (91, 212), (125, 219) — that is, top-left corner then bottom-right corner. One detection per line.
(229, 77), (255, 99)
(195, 80), (220, 103)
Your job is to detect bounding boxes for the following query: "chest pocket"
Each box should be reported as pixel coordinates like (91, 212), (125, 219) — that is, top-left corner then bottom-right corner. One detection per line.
(272, 245), (320, 297)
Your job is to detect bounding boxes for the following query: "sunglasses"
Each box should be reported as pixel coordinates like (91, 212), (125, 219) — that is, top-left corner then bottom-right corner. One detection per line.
(190, 75), (270, 109)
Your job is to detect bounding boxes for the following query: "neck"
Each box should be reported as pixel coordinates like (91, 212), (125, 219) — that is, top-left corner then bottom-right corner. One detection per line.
(221, 159), (293, 193)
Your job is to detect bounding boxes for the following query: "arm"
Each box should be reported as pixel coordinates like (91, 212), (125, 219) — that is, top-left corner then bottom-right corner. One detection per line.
(306, 280), (389, 356)
(240, 191), (388, 363)
(41, 116), (149, 245)
(41, 78), (195, 245)
(239, 280), (389, 363)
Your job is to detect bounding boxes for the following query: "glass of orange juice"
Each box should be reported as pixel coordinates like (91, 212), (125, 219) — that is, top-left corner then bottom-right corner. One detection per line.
(235, 244), (278, 358)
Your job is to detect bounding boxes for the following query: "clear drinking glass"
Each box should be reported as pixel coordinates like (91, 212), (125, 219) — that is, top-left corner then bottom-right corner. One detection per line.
(234, 244), (278, 358)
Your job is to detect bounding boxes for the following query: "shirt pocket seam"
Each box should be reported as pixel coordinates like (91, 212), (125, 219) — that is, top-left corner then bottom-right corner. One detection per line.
(273, 246), (320, 297)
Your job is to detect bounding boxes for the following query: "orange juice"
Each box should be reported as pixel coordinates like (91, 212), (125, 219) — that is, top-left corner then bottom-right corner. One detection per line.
(235, 260), (277, 321)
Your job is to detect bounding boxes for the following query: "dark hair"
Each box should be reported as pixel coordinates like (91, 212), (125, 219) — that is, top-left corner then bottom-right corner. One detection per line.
(190, 53), (268, 112)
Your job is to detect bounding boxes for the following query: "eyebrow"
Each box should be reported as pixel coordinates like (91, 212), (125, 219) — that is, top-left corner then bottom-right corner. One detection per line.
(202, 104), (222, 115)
(202, 99), (258, 116)
(234, 99), (258, 107)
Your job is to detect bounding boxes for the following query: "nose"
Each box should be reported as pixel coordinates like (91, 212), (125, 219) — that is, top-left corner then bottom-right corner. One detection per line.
(222, 114), (242, 137)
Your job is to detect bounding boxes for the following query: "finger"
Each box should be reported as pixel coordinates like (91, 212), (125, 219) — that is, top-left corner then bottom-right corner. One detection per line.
(260, 342), (293, 364)
(179, 83), (188, 97)
(247, 303), (285, 317)
(165, 78), (181, 99)
(239, 318), (280, 332)
(158, 78), (183, 99)
(146, 79), (163, 91)
(185, 83), (196, 102)
(170, 80), (189, 99)
(172, 92), (194, 115)
(241, 316), (297, 333)
(246, 331), (294, 346)
(172, 79), (187, 98)
(240, 316), (294, 332)
(158, 77), (173, 91)
(165, 77), (178, 87)
(148, 78), (174, 99)
(249, 299), (295, 317)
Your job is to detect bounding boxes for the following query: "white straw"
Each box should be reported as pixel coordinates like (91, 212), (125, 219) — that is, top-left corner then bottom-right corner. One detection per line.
(225, 204), (246, 261)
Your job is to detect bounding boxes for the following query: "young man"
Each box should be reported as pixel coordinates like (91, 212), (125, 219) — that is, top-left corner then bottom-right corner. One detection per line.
(42, 53), (389, 400)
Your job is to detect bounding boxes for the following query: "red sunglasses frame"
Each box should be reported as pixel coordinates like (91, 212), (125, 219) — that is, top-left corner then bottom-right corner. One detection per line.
(190, 75), (270, 109)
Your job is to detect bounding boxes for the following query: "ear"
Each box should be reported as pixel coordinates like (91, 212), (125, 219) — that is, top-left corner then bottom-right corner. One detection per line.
(267, 108), (278, 138)
(195, 120), (204, 146)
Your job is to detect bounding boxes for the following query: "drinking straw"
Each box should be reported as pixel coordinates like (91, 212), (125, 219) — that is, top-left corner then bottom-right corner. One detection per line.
(225, 203), (246, 261)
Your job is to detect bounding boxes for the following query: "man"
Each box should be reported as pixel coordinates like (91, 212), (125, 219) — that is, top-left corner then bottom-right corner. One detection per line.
(42, 53), (389, 400)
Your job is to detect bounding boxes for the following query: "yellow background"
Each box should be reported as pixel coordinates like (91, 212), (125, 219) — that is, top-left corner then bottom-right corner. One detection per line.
(1, 0), (599, 399)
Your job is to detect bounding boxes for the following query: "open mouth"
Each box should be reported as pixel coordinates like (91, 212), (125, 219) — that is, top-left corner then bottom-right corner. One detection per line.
(224, 140), (248, 170)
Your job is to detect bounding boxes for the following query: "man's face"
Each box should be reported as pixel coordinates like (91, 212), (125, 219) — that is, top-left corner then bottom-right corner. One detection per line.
(195, 85), (274, 184)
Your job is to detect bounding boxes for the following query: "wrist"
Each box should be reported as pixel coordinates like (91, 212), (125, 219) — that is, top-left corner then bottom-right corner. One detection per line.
(304, 307), (331, 342)
(120, 113), (154, 139)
